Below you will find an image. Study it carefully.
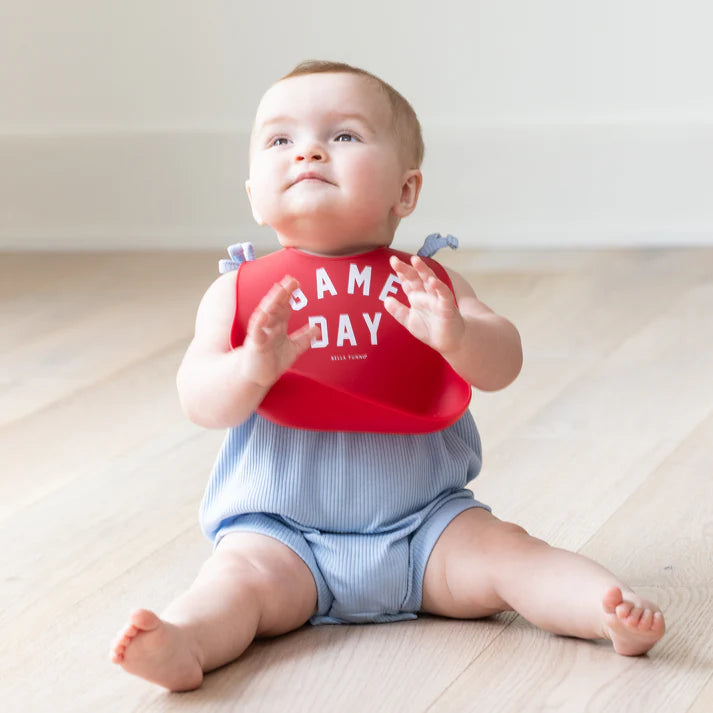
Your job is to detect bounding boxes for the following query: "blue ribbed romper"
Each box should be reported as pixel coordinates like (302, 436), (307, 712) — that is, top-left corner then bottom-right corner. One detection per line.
(199, 236), (490, 625)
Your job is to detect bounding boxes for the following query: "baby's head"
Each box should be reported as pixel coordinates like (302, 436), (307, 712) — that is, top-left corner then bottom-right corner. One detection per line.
(247, 61), (424, 255)
(278, 60), (424, 170)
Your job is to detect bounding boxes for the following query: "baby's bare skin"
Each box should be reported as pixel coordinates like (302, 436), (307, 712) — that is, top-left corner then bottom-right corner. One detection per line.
(112, 610), (203, 692)
(110, 258), (665, 691)
(110, 512), (664, 691)
(602, 587), (666, 656)
(111, 587), (664, 692)
(110, 561), (665, 692)
(112, 532), (318, 691)
(111, 68), (665, 692)
(110, 257), (665, 692)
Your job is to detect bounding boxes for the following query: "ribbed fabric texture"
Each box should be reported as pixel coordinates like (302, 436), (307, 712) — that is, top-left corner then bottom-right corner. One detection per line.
(199, 411), (488, 624)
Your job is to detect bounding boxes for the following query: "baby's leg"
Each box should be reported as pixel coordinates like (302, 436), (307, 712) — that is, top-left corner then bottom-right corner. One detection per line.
(422, 508), (664, 655)
(111, 532), (317, 691)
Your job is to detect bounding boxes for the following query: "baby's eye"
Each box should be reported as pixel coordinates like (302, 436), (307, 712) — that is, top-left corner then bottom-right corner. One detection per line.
(334, 133), (358, 142)
(270, 137), (290, 147)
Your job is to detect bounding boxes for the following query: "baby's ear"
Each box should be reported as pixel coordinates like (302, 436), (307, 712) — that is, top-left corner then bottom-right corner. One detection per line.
(245, 180), (265, 226)
(394, 169), (422, 218)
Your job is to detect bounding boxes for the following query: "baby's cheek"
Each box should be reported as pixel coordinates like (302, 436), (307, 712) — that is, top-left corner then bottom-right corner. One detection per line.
(356, 162), (401, 200)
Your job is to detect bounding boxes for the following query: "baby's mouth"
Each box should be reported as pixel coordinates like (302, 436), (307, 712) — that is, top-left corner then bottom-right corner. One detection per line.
(290, 172), (334, 187)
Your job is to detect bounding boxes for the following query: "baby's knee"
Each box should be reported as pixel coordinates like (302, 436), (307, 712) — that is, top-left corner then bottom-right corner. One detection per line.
(495, 520), (547, 550)
(200, 548), (277, 598)
(490, 520), (527, 540)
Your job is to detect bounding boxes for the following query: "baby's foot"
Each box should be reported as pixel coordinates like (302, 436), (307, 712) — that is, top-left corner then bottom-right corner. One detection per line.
(601, 586), (665, 656)
(111, 609), (203, 691)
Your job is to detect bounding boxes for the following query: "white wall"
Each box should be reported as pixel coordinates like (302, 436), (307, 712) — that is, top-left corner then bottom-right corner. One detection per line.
(1, 0), (712, 251)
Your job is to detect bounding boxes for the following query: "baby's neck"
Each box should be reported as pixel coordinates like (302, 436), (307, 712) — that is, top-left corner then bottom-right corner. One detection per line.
(274, 226), (395, 258)
(291, 245), (388, 258)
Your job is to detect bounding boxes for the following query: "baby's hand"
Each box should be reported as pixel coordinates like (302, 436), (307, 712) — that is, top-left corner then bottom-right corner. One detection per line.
(242, 276), (319, 388)
(384, 255), (465, 356)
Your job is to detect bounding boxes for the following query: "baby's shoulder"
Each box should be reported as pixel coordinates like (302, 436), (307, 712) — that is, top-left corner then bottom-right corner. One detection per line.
(196, 270), (238, 324)
(205, 268), (238, 301)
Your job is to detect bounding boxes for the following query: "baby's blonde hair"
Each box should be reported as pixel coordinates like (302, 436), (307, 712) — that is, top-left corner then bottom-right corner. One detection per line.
(280, 60), (424, 169)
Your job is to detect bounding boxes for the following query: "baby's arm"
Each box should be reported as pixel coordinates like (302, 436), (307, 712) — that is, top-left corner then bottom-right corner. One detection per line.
(385, 255), (522, 391)
(176, 271), (317, 428)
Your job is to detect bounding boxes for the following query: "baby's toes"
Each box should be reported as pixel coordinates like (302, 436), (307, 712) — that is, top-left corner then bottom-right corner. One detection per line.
(639, 609), (654, 630)
(626, 606), (644, 626)
(615, 601), (634, 619)
(117, 627), (136, 647)
(652, 611), (665, 634)
(116, 624), (138, 642)
(602, 587), (621, 614)
(111, 638), (127, 662)
(111, 624), (138, 660)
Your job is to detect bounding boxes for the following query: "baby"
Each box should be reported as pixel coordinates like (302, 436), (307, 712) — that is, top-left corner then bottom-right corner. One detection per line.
(111, 60), (665, 691)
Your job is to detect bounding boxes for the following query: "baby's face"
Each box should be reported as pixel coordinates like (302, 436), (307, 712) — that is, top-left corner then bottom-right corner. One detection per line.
(247, 72), (417, 255)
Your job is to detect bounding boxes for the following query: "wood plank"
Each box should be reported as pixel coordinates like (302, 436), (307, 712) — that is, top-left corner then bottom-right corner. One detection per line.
(0, 344), (188, 521)
(1, 518), (518, 713)
(2, 249), (712, 713)
(452, 248), (713, 449)
(686, 675), (713, 713)
(0, 423), (224, 634)
(426, 412), (713, 713)
(0, 252), (216, 425)
(474, 282), (713, 546)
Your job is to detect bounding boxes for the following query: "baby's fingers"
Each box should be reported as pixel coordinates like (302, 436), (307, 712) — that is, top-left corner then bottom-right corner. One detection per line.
(410, 255), (437, 279)
(262, 275), (299, 312)
(261, 276), (302, 319)
(425, 274), (454, 303)
(247, 276), (299, 343)
(384, 295), (411, 328)
(389, 255), (422, 288)
(245, 307), (274, 347)
(289, 322), (322, 355)
(411, 257), (445, 292)
(410, 257), (455, 304)
(389, 255), (452, 301)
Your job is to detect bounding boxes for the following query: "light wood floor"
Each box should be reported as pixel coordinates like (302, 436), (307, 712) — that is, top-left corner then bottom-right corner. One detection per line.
(1, 248), (712, 713)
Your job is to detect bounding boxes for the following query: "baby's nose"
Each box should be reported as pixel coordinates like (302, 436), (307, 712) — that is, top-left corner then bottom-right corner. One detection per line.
(295, 142), (325, 162)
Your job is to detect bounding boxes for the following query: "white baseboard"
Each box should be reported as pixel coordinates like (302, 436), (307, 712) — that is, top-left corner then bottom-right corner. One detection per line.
(1, 123), (712, 251)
